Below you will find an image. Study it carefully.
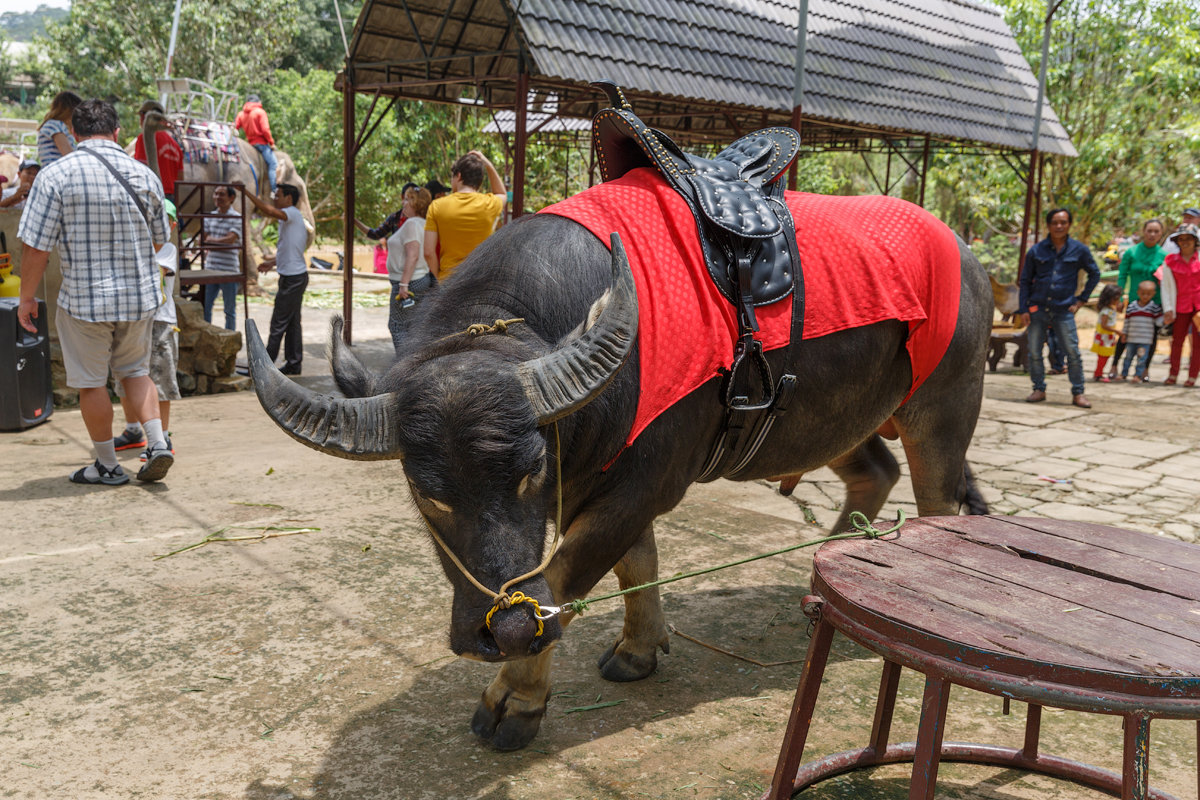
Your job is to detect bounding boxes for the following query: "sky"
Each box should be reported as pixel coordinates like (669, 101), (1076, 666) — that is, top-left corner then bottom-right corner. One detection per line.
(0, 0), (69, 13)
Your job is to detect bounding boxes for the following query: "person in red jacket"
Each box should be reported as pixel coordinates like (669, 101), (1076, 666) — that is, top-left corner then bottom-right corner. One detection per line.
(234, 94), (277, 194)
(132, 100), (184, 202)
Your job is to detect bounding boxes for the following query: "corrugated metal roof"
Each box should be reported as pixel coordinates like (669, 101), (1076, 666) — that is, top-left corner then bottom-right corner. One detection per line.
(346, 0), (1075, 156)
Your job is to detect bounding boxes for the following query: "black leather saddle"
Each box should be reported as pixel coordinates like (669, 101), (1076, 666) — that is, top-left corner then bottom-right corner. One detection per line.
(591, 80), (800, 332)
(590, 81), (805, 481)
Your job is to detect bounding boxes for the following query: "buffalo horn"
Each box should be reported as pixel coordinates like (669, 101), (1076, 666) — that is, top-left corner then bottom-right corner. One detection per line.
(517, 232), (639, 424)
(246, 319), (403, 460)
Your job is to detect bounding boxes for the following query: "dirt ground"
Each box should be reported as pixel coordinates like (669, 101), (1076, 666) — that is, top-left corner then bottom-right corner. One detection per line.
(3, 290), (1198, 800)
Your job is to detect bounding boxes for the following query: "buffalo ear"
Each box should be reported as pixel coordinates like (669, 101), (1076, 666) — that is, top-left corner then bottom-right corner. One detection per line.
(516, 233), (638, 425)
(327, 316), (375, 398)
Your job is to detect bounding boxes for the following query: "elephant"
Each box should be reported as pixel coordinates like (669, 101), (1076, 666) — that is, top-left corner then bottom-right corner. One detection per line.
(0, 150), (22, 190)
(126, 118), (316, 263)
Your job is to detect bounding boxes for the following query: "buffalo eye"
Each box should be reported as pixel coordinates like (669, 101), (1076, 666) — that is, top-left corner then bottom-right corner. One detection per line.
(517, 455), (548, 497)
(408, 480), (453, 514)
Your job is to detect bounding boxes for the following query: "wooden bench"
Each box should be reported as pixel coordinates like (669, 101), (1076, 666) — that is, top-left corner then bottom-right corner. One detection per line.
(175, 268), (245, 286)
(988, 325), (1027, 371)
(767, 516), (1200, 800)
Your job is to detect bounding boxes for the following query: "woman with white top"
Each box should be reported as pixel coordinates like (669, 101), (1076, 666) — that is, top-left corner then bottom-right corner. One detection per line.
(386, 186), (433, 353)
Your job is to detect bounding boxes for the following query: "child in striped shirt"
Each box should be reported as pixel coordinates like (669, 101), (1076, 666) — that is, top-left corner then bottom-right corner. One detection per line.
(1120, 280), (1164, 381)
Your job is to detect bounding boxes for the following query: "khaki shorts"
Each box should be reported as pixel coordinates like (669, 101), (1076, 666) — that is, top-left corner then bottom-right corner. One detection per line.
(113, 321), (181, 402)
(56, 308), (153, 389)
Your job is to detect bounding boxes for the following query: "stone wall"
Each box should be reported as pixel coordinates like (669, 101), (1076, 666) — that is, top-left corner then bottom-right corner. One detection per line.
(174, 298), (251, 395)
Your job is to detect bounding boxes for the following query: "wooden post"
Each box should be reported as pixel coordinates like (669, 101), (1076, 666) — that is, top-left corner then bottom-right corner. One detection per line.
(513, 68), (528, 218)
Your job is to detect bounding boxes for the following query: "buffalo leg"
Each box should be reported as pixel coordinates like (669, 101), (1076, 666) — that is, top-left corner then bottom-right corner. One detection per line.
(597, 523), (670, 682)
(472, 645), (558, 751)
(893, 364), (986, 516)
(826, 435), (900, 533)
(471, 511), (669, 748)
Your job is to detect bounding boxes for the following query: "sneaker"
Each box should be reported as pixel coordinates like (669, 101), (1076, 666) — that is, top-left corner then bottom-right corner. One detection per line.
(136, 445), (174, 483)
(69, 460), (130, 486)
(140, 435), (174, 461)
(113, 429), (147, 451)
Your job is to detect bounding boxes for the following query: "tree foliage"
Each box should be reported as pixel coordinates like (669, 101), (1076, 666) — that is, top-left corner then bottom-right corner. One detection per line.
(20, 0), (1200, 254)
(925, 0), (1200, 247)
(258, 70), (515, 236)
(40, 0), (299, 127)
(278, 0), (359, 75)
(0, 5), (68, 41)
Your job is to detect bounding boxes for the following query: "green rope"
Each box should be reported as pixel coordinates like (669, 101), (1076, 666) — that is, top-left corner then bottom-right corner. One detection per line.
(564, 509), (906, 616)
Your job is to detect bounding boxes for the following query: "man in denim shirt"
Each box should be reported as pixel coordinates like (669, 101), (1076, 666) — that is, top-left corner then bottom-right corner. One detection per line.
(1019, 208), (1101, 408)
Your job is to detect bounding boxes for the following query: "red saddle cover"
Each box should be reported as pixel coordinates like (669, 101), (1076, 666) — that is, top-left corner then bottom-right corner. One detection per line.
(539, 168), (961, 446)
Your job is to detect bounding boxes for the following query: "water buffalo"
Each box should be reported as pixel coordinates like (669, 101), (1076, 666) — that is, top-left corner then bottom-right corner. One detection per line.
(247, 193), (992, 751)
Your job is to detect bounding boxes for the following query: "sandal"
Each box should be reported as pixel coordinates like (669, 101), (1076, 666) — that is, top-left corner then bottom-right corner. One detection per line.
(1165, 375), (1178, 385)
(69, 459), (129, 486)
(1186, 379), (1196, 388)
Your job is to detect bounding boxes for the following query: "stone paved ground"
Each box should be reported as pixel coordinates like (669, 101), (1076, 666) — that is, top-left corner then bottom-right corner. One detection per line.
(3, 290), (1197, 799)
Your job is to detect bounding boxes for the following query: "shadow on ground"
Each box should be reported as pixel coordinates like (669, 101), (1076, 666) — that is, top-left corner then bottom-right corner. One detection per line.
(239, 582), (877, 800)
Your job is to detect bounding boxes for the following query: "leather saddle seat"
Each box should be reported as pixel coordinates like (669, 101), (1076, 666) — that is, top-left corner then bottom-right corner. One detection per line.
(591, 80), (801, 331)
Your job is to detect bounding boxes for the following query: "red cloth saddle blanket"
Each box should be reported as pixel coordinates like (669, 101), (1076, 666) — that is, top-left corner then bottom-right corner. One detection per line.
(539, 168), (962, 446)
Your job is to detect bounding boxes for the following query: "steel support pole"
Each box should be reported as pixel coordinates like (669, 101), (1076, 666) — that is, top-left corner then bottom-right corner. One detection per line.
(513, 68), (529, 218)
(787, 0), (810, 191)
(918, 135), (931, 208)
(1034, 152), (1045, 242)
(909, 675), (952, 800)
(341, 70), (356, 344)
(1017, 2), (1062, 281)
(164, 0), (183, 80)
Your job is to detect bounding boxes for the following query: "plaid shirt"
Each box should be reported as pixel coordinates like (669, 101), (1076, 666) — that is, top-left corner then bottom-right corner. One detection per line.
(19, 138), (168, 322)
(203, 207), (241, 272)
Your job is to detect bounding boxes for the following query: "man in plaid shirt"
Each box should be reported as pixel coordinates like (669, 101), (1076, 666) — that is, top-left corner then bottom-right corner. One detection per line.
(16, 99), (175, 485)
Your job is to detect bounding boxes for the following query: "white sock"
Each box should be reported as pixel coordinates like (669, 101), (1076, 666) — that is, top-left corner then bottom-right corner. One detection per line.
(143, 419), (167, 451)
(93, 439), (119, 470)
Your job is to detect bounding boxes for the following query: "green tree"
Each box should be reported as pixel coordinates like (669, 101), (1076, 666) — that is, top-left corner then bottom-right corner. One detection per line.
(278, 0), (361, 74)
(0, 5), (68, 41)
(927, 0), (1200, 248)
(39, 0), (298, 125)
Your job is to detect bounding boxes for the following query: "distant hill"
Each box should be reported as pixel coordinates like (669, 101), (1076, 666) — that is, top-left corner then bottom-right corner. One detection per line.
(1, 5), (69, 43)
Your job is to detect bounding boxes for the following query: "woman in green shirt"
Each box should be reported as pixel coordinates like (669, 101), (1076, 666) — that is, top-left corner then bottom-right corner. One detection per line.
(1110, 218), (1166, 378)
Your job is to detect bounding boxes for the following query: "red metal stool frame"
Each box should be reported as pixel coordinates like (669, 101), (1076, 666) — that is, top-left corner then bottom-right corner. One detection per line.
(765, 518), (1200, 800)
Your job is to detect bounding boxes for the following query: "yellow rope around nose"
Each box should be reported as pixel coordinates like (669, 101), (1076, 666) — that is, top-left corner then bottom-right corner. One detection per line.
(484, 591), (545, 638)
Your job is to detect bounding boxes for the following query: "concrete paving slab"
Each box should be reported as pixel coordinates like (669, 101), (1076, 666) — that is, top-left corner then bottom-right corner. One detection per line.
(6, 295), (1200, 800)
(1029, 502), (1127, 524)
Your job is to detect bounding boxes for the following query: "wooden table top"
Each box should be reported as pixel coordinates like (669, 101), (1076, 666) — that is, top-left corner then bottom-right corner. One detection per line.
(813, 516), (1200, 699)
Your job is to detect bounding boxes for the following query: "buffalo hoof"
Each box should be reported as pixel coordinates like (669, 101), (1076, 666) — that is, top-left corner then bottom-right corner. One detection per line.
(470, 689), (548, 751)
(597, 635), (667, 682)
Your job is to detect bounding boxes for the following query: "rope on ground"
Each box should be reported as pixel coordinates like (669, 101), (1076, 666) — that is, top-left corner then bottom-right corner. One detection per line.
(153, 524), (321, 560)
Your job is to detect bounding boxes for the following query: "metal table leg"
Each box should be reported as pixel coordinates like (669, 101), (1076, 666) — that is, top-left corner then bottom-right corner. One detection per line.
(767, 614), (835, 800)
(909, 675), (951, 800)
(1123, 715), (1151, 800)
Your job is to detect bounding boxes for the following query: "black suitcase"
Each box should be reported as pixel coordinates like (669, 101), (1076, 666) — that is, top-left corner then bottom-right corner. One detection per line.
(0, 296), (54, 431)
